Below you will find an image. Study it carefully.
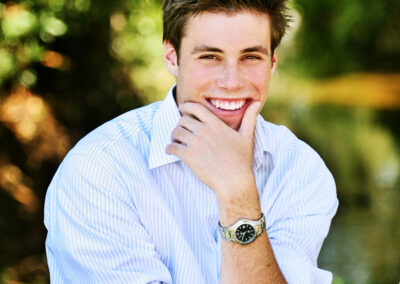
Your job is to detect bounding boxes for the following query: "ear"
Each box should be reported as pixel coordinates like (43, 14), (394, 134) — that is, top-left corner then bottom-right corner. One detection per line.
(271, 53), (278, 75)
(164, 41), (179, 77)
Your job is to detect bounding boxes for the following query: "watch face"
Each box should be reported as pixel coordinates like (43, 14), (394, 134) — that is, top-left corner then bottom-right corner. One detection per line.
(235, 224), (256, 243)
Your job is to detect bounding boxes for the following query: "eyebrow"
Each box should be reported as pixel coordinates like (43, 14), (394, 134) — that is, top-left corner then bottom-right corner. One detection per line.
(242, 45), (269, 57)
(191, 45), (223, 54)
(191, 44), (269, 57)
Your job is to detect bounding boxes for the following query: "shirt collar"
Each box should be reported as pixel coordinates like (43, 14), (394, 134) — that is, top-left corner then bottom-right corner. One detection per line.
(253, 115), (271, 169)
(149, 85), (181, 170)
(148, 85), (275, 170)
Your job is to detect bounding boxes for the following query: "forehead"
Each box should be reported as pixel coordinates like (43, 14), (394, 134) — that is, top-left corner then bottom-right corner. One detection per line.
(181, 11), (272, 51)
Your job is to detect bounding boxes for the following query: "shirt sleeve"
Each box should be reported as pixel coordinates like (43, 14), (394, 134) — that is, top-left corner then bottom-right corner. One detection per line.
(261, 148), (338, 284)
(44, 152), (172, 284)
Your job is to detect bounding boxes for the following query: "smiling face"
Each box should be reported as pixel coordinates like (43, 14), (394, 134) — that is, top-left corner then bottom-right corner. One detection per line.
(164, 11), (277, 130)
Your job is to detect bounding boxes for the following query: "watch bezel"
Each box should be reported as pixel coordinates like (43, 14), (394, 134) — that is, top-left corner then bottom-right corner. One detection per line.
(234, 222), (257, 244)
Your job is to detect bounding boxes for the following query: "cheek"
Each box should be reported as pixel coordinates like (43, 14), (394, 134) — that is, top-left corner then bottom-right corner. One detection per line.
(177, 64), (216, 103)
(190, 65), (219, 87)
(246, 66), (271, 90)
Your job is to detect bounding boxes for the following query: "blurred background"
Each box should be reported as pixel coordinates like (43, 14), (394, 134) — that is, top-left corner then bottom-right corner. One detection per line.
(0, 0), (399, 283)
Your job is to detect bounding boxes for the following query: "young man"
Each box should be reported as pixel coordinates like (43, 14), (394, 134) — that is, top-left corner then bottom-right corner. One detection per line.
(45, 1), (338, 283)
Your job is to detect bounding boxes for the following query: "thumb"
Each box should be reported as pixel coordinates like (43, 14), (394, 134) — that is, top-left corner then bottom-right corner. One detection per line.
(239, 100), (261, 139)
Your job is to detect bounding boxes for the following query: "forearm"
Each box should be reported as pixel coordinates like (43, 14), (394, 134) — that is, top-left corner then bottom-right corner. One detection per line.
(218, 182), (286, 284)
(221, 231), (286, 283)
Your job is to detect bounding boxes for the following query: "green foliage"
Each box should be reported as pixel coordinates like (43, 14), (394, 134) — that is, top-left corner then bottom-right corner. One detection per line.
(0, 49), (15, 83)
(262, 89), (400, 283)
(332, 274), (347, 284)
(262, 100), (400, 206)
(0, 0), (160, 282)
(0, 1), (74, 86)
(1, 8), (37, 38)
(286, 0), (400, 77)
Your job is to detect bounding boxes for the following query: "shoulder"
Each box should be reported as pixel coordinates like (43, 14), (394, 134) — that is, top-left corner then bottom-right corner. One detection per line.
(258, 119), (338, 229)
(49, 101), (164, 192)
(258, 119), (333, 185)
(70, 101), (162, 163)
(260, 120), (320, 159)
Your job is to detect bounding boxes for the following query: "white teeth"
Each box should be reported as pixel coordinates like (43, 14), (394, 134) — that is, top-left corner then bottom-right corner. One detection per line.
(210, 99), (246, 110)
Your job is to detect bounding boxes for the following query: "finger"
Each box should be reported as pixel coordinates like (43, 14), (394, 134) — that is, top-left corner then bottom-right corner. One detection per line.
(171, 126), (195, 145)
(165, 142), (187, 157)
(179, 114), (204, 133)
(179, 102), (221, 125)
(239, 101), (261, 139)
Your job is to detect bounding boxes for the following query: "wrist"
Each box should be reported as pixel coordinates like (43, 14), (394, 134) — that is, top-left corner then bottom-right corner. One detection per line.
(219, 213), (266, 245)
(216, 178), (261, 226)
(214, 170), (255, 200)
(219, 206), (262, 226)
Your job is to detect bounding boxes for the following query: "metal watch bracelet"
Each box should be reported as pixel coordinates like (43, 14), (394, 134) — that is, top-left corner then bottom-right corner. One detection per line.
(218, 213), (266, 245)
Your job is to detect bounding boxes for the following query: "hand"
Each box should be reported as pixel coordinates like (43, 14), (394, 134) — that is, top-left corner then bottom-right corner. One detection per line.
(166, 100), (261, 202)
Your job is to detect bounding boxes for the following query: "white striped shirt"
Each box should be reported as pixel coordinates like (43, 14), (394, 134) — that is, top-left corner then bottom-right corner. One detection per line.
(44, 85), (338, 283)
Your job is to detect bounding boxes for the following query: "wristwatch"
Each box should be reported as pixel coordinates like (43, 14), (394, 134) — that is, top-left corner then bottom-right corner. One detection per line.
(218, 214), (266, 245)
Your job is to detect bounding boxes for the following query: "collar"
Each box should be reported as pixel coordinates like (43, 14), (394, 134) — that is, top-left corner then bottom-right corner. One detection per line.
(148, 85), (181, 170)
(148, 85), (276, 170)
(253, 115), (272, 170)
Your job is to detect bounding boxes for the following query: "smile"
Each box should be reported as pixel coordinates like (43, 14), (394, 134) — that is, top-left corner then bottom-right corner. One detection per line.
(209, 98), (247, 111)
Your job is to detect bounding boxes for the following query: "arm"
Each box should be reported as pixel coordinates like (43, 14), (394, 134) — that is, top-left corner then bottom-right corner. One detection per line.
(218, 179), (286, 283)
(44, 153), (172, 284)
(265, 155), (338, 283)
(166, 101), (286, 283)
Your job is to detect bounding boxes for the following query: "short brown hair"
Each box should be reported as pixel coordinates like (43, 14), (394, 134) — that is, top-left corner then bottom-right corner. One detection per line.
(162, 0), (291, 57)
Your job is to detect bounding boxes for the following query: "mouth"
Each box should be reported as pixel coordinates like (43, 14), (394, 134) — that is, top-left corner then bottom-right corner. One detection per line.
(207, 98), (249, 111)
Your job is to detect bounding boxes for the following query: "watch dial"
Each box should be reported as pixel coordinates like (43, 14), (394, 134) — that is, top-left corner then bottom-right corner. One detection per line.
(236, 224), (256, 242)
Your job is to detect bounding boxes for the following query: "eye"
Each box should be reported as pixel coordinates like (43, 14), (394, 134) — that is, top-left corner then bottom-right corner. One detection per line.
(244, 54), (261, 60)
(200, 54), (217, 60)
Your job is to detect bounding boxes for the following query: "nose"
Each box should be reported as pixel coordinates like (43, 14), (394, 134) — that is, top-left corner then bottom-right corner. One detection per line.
(217, 61), (244, 91)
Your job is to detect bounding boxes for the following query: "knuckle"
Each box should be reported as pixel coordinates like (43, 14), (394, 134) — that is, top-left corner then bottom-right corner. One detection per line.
(172, 129), (185, 143)
(166, 144), (175, 154)
(171, 127), (179, 138)
(179, 115), (189, 126)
